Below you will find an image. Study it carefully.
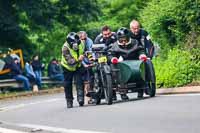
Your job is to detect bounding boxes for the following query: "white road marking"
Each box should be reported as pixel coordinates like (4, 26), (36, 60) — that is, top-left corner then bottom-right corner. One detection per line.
(0, 127), (27, 133)
(0, 98), (62, 112)
(19, 123), (109, 133)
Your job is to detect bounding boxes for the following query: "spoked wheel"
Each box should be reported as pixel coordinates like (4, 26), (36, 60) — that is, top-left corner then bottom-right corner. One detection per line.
(95, 85), (102, 105)
(146, 82), (156, 97)
(93, 72), (102, 105)
(102, 73), (113, 105)
(145, 60), (156, 97)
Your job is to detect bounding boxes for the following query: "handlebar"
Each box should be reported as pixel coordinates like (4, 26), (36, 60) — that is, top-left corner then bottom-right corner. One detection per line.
(92, 43), (112, 52)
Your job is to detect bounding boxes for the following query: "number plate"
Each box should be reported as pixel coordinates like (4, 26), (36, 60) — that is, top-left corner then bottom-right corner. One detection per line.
(98, 56), (107, 63)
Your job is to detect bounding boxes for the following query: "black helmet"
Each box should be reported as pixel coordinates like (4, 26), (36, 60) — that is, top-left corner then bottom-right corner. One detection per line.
(117, 27), (130, 39)
(117, 27), (131, 47)
(66, 32), (81, 47)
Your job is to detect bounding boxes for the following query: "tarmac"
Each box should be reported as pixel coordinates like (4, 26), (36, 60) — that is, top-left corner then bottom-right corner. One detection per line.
(0, 85), (200, 100)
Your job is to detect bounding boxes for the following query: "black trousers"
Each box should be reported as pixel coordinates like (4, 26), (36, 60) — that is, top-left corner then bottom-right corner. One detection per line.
(63, 67), (84, 102)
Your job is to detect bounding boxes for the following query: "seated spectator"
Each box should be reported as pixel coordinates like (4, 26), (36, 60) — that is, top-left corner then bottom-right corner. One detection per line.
(31, 55), (44, 89)
(48, 58), (64, 81)
(25, 61), (36, 81)
(9, 58), (31, 91)
(25, 61), (38, 92)
(0, 58), (5, 71)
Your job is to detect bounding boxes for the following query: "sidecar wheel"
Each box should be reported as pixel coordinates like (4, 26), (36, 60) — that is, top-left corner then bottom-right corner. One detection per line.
(145, 60), (156, 97)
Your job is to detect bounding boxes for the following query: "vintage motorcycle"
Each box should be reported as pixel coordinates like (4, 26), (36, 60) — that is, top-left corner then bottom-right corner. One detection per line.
(87, 44), (156, 105)
(87, 44), (113, 105)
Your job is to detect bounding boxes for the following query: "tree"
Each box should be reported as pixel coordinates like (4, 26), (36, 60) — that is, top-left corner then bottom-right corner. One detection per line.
(140, 0), (200, 48)
(0, 0), (100, 61)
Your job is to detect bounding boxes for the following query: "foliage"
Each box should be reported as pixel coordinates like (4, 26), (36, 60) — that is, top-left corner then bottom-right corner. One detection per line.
(84, 0), (148, 38)
(153, 48), (199, 87)
(140, 0), (200, 49)
(0, 0), (100, 61)
(0, 0), (199, 86)
(139, 0), (200, 87)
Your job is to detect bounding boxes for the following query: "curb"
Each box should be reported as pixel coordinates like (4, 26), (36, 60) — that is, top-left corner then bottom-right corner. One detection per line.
(0, 87), (64, 100)
(156, 86), (200, 95)
(1, 86), (200, 100)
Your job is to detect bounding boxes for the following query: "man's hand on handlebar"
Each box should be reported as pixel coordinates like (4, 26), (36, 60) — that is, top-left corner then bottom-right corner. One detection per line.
(79, 55), (84, 61)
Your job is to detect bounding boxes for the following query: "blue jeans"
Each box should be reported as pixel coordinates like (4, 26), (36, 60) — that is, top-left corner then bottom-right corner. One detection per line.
(13, 75), (31, 91)
(50, 74), (64, 81)
(34, 70), (42, 88)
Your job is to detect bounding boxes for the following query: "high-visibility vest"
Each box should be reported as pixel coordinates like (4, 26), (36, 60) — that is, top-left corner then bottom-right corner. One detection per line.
(61, 42), (84, 71)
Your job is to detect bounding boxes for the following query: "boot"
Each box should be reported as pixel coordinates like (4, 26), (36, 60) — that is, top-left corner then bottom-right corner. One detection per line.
(121, 94), (129, 101)
(112, 90), (117, 101)
(77, 87), (84, 107)
(66, 100), (73, 108)
(137, 90), (144, 98)
(78, 99), (84, 107)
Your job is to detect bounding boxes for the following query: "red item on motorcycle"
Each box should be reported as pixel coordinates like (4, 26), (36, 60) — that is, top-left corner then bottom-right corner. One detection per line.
(111, 57), (119, 64)
(139, 54), (147, 62)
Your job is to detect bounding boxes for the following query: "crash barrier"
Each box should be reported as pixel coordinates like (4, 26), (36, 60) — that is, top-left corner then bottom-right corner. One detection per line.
(0, 77), (63, 93)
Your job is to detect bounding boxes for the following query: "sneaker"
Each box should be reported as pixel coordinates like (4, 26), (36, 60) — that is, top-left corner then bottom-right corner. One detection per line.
(121, 94), (129, 101)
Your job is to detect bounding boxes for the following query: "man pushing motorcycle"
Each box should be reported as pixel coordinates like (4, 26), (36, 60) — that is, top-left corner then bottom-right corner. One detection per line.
(109, 27), (147, 100)
(61, 32), (85, 108)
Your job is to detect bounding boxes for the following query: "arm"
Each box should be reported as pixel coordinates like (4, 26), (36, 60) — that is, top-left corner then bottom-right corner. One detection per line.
(94, 34), (103, 44)
(107, 44), (119, 62)
(142, 30), (154, 58)
(25, 63), (35, 77)
(86, 37), (93, 51)
(9, 63), (22, 75)
(62, 42), (77, 65)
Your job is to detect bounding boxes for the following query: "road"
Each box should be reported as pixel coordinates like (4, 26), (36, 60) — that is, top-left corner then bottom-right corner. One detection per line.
(0, 93), (200, 133)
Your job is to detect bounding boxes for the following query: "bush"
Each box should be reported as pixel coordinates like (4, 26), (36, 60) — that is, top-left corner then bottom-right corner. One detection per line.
(153, 48), (198, 88)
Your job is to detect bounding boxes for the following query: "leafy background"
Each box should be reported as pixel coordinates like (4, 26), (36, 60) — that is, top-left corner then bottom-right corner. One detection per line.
(0, 0), (199, 87)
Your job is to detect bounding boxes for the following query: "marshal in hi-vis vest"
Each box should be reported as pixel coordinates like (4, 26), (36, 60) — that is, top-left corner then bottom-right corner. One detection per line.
(61, 42), (84, 71)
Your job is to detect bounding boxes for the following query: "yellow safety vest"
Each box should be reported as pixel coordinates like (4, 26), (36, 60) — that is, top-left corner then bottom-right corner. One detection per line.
(61, 42), (84, 71)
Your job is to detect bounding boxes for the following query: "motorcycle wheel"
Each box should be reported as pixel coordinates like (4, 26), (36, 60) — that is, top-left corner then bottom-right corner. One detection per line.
(145, 60), (156, 97)
(93, 72), (102, 105)
(103, 74), (113, 105)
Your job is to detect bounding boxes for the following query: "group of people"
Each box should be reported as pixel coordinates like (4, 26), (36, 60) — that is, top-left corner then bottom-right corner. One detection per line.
(5, 19), (154, 108)
(8, 55), (64, 91)
(61, 19), (155, 108)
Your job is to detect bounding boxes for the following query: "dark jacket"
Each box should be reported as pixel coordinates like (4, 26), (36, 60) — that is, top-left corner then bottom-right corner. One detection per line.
(32, 60), (43, 71)
(109, 38), (145, 60)
(9, 61), (23, 76)
(48, 62), (63, 77)
(130, 29), (154, 58)
(94, 32), (117, 46)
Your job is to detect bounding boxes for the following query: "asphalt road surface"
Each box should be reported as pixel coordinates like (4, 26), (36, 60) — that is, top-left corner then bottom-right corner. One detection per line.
(0, 93), (200, 133)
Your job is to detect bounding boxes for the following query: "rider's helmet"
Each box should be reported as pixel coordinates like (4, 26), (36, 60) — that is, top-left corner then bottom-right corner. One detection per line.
(117, 27), (131, 46)
(66, 32), (81, 50)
